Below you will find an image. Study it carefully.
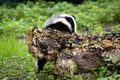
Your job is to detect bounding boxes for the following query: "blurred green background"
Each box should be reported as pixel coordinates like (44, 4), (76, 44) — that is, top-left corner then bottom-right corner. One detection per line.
(0, 0), (120, 79)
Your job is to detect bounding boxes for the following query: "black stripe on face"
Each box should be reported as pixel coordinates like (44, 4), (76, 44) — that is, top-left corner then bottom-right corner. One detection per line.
(46, 22), (71, 32)
(65, 17), (75, 32)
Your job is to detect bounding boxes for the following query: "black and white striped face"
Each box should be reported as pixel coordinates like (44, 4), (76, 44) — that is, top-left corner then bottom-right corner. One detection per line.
(43, 14), (77, 33)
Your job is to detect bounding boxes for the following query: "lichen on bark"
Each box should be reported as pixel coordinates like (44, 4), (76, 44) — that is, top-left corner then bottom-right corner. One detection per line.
(28, 27), (120, 75)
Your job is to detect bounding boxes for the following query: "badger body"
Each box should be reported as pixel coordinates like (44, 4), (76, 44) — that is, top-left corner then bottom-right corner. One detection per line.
(36, 14), (77, 73)
(43, 14), (77, 33)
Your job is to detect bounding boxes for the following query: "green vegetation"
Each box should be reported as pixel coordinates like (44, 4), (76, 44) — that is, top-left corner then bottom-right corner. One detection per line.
(0, 0), (120, 79)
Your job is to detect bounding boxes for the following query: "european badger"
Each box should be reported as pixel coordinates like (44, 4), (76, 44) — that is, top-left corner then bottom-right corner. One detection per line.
(43, 14), (77, 33)
(36, 14), (77, 73)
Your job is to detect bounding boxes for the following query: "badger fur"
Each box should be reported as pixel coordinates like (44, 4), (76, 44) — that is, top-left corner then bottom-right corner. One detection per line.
(43, 14), (77, 33)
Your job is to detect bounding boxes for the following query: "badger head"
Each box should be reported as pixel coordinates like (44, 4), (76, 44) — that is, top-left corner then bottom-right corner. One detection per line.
(43, 14), (77, 33)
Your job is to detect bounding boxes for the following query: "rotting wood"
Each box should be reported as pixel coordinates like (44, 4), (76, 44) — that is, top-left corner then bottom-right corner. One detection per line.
(28, 27), (120, 75)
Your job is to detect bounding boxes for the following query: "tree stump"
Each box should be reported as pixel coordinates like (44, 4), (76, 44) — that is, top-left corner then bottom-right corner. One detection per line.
(28, 27), (120, 75)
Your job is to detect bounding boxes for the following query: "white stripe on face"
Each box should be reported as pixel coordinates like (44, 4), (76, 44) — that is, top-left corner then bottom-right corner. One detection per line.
(60, 14), (77, 33)
(52, 18), (72, 32)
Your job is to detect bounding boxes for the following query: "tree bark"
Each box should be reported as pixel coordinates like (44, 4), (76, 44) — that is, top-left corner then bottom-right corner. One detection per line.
(28, 27), (120, 75)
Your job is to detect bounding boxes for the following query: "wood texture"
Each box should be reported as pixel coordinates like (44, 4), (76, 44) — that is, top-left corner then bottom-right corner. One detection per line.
(28, 27), (120, 75)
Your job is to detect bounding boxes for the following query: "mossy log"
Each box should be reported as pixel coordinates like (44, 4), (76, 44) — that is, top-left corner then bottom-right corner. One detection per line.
(28, 27), (120, 75)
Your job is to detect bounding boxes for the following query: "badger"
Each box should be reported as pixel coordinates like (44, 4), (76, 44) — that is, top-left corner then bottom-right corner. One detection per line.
(36, 14), (77, 73)
(43, 14), (77, 33)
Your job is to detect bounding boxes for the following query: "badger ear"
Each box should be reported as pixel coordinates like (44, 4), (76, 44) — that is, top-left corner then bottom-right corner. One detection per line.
(71, 15), (76, 20)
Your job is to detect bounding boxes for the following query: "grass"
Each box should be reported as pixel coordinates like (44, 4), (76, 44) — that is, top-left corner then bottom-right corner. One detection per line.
(0, 0), (120, 79)
(0, 35), (35, 79)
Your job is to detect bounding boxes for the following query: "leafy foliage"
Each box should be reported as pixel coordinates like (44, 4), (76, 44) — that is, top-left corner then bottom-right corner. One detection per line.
(0, 0), (120, 35)
(0, 0), (120, 79)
